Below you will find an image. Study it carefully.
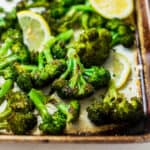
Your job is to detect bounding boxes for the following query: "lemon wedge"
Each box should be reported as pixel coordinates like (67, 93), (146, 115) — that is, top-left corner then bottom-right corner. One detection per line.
(17, 10), (51, 52)
(104, 52), (131, 89)
(90, 0), (133, 19)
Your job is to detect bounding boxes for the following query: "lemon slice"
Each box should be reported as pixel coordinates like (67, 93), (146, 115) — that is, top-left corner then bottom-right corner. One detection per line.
(104, 52), (131, 89)
(90, 0), (133, 19)
(17, 10), (51, 52)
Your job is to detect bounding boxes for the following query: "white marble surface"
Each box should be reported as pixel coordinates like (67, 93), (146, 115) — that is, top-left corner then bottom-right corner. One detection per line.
(0, 143), (150, 150)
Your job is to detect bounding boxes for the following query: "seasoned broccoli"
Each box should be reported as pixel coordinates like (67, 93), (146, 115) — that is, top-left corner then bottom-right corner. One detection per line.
(0, 79), (13, 104)
(0, 28), (22, 57)
(83, 66), (111, 89)
(0, 112), (37, 135)
(0, 42), (30, 69)
(77, 28), (112, 67)
(52, 48), (94, 98)
(51, 30), (73, 59)
(30, 30), (73, 87)
(0, 8), (18, 32)
(106, 18), (135, 47)
(0, 65), (19, 104)
(87, 81), (144, 125)
(48, 94), (80, 123)
(0, 91), (36, 135)
(29, 89), (66, 135)
(81, 12), (106, 29)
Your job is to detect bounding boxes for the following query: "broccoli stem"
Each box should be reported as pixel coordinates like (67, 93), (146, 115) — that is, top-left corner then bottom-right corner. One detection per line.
(0, 38), (13, 56)
(0, 107), (12, 121)
(29, 89), (51, 120)
(0, 79), (13, 104)
(72, 5), (94, 12)
(81, 13), (89, 29)
(0, 55), (19, 69)
(26, 1), (50, 8)
(0, 120), (8, 130)
(16, 65), (38, 72)
(38, 53), (45, 70)
(43, 29), (73, 63)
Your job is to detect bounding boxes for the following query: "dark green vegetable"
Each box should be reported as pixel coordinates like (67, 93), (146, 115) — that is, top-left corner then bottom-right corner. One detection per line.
(77, 28), (112, 67)
(0, 91), (36, 135)
(49, 94), (80, 123)
(106, 18), (135, 48)
(52, 48), (94, 98)
(29, 89), (66, 135)
(83, 66), (111, 89)
(87, 81), (144, 125)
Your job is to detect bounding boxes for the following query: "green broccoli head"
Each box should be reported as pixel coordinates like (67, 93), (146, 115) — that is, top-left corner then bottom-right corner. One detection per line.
(87, 81), (144, 125)
(77, 28), (112, 67)
(16, 73), (34, 92)
(87, 100), (110, 125)
(6, 91), (34, 113)
(7, 112), (37, 135)
(29, 89), (67, 135)
(83, 66), (111, 89)
(49, 94), (80, 123)
(51, 40), (67, 59)
(39, 110), (66, 135)
(106, 18), (135, 48)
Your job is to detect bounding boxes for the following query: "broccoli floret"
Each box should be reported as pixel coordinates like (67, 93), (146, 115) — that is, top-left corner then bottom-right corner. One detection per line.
(43, 4), (93, 34)
(87, 81), (144, 125)
(0, 8), (18, 33)
(52, 48), (94, 98)
(83, 66), (111, 89)
(51, 29), (73, 59)
(0, 29), (22, 57)
(77, 28), (112, 67)
(81, 12), (106, 29)
(0, 42), (30, 69)
(5, 91), (34, 113)
(106, 18), (135, 48)
(49, 94), (80, 123)
(0, 91), (36, 135)
(0, 112), (37, 135)
(29, 89), (66, 135)
(30, 30), (74, 87)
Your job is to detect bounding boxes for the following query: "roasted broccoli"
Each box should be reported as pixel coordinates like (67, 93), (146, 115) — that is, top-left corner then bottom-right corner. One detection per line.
(30, 30), (73, 87)
(77, 28), (112, 67)
(106, 18), (135, 48)
(29, 89), (66, 135)
(83, 66), (111, 89)
(0, 42), (30, 69)
(87, 81), (144, 125)
(81, 12), (106, 29)
(0, 79), (13, 104)
(48, 94), (80, 123)
(0, 91), (36, 134)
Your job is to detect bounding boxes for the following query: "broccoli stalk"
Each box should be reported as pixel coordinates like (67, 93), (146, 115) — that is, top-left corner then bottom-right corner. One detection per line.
(87, 81), (144, 125)
(0, 79), (13, 104)
(29, 89), (66, 135)
(0, 91), (36, 135)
